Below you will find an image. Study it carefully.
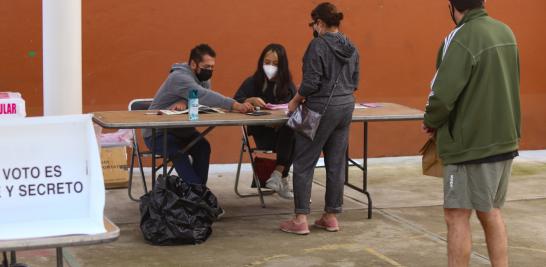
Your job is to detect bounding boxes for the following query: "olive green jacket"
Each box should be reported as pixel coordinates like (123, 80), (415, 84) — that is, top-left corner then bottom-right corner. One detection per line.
(424, 9), (521, 164)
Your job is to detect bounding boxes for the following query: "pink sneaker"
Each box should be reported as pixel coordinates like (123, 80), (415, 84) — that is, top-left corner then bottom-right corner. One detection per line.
(280, 219), (310, 235)
(314, 216), (339, 232)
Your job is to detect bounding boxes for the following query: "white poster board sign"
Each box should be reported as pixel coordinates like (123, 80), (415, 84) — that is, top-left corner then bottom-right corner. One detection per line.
(0, 114), (105, 240)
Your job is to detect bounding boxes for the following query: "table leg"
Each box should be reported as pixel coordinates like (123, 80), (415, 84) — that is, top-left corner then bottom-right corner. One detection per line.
(9, 252), (15, 266)
(162, 129), (168, 177)
(234, 137), (246, 197)
(344, 122), (373, 219)
(151, 128), (157, 190)
(363, 122), (372, 219)
(56, 248), (63, 267)
(345, 148), (350, 185)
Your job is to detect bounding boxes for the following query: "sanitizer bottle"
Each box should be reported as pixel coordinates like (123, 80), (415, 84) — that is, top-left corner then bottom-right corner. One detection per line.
(188, 89), (199, 121)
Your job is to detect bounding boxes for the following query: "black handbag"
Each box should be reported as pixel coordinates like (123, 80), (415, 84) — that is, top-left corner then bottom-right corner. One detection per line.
(287, 63), (347, 140)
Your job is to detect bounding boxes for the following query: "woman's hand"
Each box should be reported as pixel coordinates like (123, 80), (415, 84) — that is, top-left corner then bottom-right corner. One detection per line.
(245, 97), (266, 108)
(288, 98), (299, 114)
(169, 100), (187, 111)
(288, 93), (305, 114)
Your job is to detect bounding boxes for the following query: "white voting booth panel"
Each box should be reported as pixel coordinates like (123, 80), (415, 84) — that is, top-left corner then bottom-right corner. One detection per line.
(0, 114), (105, 240)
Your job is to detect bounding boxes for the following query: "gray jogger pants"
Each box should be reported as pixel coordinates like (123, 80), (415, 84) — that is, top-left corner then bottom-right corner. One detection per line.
(292, 102), (354, 214)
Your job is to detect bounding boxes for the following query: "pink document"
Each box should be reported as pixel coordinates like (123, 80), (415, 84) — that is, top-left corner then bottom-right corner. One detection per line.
(264, 103), (289, 110)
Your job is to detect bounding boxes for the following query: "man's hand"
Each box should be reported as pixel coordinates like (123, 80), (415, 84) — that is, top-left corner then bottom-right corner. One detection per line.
(232, 102), (255, 113)
(421, 123), (436, 138)
(169, 100), (187, 111)
(245, 97), (266, 108)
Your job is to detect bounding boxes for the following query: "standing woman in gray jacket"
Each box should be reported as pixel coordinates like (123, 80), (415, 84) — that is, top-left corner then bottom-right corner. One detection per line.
(281, 2), (359, 235)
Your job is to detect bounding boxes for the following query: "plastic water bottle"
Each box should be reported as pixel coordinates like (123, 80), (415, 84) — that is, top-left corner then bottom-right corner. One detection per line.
(188, 89), (199, 121)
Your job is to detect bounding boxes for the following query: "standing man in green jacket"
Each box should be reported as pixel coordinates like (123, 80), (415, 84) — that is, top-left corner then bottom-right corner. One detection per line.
(423, 0), (520, 266)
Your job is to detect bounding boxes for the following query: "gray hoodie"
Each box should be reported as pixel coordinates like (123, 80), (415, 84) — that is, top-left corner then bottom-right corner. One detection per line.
(143, 63), (235, 138)
(299, 32), (359, 106)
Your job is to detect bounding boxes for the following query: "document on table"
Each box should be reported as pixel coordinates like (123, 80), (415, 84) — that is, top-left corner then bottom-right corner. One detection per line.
(159, 105), (225, 115)
(355, 103), (383, 109)
(264, 103), (288, 110)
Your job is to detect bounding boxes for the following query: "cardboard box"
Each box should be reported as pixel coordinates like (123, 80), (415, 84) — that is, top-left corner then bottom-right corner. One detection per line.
(100, 146), (128, 189)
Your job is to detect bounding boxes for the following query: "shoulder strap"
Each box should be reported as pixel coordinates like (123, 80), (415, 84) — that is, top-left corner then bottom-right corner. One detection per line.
(321, 63), (347, 114)
(318, 36), (349, 114)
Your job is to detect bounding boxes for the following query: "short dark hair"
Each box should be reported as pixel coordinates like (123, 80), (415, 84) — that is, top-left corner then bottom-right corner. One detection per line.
(188, 44), (216, 64)
(311, 2), (344, 27)
(449, 0), (484, 12)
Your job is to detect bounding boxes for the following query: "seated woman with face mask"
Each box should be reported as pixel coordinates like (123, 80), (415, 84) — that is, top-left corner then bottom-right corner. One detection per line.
(234, 43), (296, 199)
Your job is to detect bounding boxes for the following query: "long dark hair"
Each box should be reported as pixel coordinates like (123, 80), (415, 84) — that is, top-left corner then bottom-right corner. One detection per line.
(252, 44), (293, 101)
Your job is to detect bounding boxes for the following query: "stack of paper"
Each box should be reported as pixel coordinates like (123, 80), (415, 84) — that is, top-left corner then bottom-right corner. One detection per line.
(159, 105), (225, 115)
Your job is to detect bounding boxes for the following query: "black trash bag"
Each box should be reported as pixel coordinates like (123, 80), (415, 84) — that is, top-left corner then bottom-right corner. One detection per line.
(139, 175), (222, 245)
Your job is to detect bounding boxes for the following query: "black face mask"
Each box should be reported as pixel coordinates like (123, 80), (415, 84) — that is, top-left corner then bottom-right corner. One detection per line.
(449, 4), (457, 26)
(310, 21), (319, 38)
(196, 68), (213, 82)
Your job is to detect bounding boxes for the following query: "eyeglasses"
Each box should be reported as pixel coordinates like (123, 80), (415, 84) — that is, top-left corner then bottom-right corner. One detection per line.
(308, 20), (317, 27)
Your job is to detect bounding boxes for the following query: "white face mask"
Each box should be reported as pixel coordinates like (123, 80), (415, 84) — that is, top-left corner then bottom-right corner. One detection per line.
(263, 64), (278, 80)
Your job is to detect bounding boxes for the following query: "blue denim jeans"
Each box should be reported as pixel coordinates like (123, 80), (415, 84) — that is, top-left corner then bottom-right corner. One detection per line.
(144, 129), (211, 184)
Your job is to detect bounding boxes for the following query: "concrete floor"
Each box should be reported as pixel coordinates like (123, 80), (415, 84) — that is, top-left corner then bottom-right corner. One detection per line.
(12, 151), (546, 267)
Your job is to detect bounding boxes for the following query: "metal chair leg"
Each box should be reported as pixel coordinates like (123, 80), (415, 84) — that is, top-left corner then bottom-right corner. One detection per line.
(128, 132), (151, 202)
(243, 127), (266, 208)
(136, 149), (148, 194)
(56, 248), (63, 267)
(7, 251), (27, 267)
(128, 145), (139, 201)
(233, 128), (274, 205)
(234, 137), (247, 197)
(128, 141), (149, 201)
(248, 154), (266, 208)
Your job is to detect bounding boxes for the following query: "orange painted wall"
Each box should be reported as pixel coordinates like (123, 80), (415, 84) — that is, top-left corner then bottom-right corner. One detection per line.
(1, 1), (545, 163)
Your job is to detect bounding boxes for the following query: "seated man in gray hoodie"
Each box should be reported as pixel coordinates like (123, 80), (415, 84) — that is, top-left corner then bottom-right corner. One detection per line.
(143, 44), (253, 186)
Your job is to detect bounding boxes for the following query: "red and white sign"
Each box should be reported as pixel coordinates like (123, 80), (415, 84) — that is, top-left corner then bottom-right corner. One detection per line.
(0, 92), (26, 118)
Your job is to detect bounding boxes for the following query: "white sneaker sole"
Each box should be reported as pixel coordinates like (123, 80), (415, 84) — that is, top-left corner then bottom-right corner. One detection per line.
(266, 182), (282, 192)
